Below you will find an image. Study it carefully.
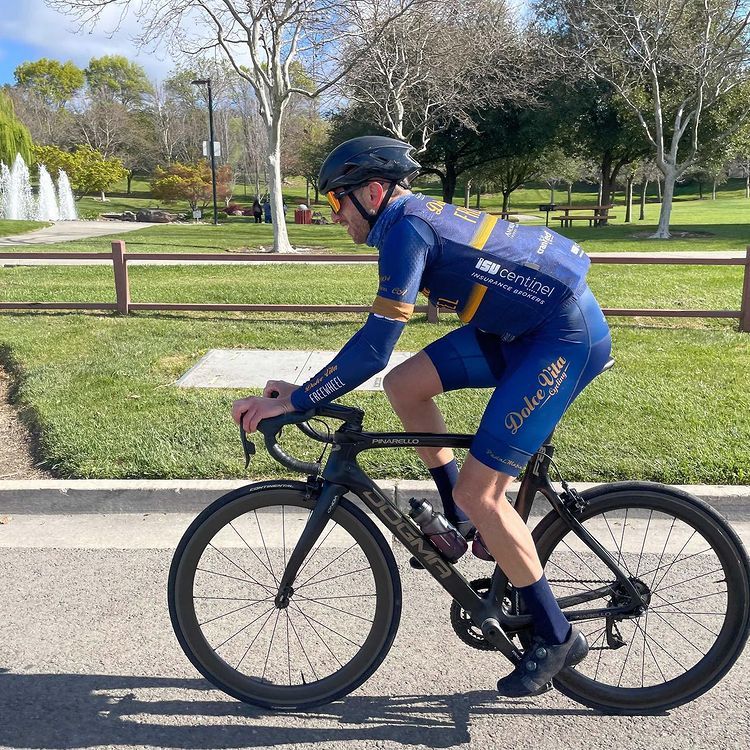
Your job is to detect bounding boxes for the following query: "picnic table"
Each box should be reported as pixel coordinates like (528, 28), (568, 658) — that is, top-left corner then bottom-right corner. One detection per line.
(554, 205), (615, 228)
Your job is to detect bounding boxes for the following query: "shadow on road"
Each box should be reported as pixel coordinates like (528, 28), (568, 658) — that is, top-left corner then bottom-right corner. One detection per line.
(0, 670), (591, 748)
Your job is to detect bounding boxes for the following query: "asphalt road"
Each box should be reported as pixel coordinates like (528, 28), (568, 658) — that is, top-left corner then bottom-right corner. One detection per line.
(1, 514), (749, 750)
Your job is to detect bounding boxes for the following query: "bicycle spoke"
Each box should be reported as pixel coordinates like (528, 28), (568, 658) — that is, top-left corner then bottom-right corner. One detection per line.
(198, 597), (272, 627)
(282, 505), (287, 571)
(229, 519), (278, 584)
(616, 616), (639, 687)
(648, 592), (722, 637)
(652, 529), (699, 593)
(647, 608), (709, 658)
(295, 593), (375, 623)
(253, 510), (280, 587)
(285, 609), (291, 686)
(236, 608), (277, 671)
(286, 607), (319, 682)
(294, 566), (374, 591)
(649, 589), (727, 610)
(554, 539), (603, 592)
(634, 509), (653, 578)
(196, 565), (275, 593)
(635, 617), (688, 672)
(602, 512), (635, 579)
(289, 602), (364, 649)
(633, 610), (668, 684)
(290, 601), (345, 667)
(653, 566), (726, 595)
(591, 627), (607, 682)
(212, 604), (276, 654)
(296, 541), (361, 589)
(618, 508), (629, 572)
(637, 546), (716, 582)
(649, 516), (677, 592)
(294, 520), (339, 581)
(261, 609), (282, 681)
(207, 543), (275, 593)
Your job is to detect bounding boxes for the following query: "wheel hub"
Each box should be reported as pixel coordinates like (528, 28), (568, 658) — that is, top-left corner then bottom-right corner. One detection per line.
(275, 585), (294, 609)
(610, 577), (652, 618)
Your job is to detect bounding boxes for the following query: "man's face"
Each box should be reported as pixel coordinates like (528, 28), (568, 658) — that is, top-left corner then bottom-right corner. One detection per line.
(331, 183), (384, 245)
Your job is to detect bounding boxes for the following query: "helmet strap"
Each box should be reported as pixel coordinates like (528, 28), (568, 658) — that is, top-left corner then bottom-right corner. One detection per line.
(350, 182), (398, 228)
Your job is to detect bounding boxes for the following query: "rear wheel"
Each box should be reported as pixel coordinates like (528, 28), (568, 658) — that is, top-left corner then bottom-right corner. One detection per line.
(169, 482), (402, 709)
(533, 482), (750, 713)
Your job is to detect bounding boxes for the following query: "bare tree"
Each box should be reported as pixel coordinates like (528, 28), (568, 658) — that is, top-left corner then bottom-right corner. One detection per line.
(342, 0), (537, 152)
(540, 0), (750, 238)
(49, 0), (421, 252)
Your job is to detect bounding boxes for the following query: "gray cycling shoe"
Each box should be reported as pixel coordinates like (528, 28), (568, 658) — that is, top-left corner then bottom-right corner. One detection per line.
(496, 627), (589, 698)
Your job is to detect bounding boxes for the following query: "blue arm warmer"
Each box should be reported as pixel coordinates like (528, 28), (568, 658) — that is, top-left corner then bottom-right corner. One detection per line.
(290, 313), (405, 410)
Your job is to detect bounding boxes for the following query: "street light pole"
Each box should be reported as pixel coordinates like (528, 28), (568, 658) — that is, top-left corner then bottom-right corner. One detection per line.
(192, 78), (218, 225)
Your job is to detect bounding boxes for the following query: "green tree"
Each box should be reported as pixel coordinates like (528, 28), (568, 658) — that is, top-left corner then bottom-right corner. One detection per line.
(14, 58), (84, 107)
(85, 55), (153, 106)
(34, 144), (127, 199)
(0, 92), (34, 165)
(151, 161), (233, 211)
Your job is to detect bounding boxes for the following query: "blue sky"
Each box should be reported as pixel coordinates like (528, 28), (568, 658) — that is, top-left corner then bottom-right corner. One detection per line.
(0, 1), (177, 85)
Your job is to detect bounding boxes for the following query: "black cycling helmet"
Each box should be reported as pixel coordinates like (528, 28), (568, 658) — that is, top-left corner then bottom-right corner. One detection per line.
(319, 136), (421, 194)
(319, 136), (421, 227)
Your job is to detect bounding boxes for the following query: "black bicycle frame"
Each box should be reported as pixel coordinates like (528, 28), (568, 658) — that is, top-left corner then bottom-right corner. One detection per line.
(268, 420), (647, 664)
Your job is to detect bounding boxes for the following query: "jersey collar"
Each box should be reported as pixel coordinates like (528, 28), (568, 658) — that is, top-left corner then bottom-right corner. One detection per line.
(366, 194), (412, 248)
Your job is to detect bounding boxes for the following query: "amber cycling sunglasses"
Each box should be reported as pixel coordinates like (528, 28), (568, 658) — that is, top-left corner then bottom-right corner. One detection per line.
(325, 186), (358, 213)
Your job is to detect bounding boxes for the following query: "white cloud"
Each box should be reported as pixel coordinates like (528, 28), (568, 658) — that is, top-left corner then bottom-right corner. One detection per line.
(0, 1), (178, 81)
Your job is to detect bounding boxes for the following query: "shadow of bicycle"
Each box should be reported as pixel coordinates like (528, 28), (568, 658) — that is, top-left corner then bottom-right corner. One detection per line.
(0, 669), (591, 748)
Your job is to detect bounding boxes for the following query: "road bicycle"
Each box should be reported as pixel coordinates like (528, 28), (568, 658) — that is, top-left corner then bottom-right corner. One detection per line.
(168, 378), (750, 714)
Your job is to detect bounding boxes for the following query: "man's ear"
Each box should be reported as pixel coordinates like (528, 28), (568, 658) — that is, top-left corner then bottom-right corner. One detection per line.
(367, 181), (386, 212)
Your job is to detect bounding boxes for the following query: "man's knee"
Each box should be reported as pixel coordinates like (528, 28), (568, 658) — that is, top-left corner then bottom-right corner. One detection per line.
(383, 353), (442, 404)
(453, 457), (514, 516)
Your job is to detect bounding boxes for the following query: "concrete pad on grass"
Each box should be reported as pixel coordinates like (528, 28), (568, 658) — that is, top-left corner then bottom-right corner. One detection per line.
(176, 348), (416, 390)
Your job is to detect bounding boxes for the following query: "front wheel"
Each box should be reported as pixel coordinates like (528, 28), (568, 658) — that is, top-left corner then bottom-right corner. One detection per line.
(168, 481), (402, 709)
(533, 482), (750, 713)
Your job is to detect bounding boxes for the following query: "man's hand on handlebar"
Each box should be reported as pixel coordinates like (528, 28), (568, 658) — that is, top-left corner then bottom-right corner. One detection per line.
(262, 380), (297, 399)
(231, 395), (295, 433)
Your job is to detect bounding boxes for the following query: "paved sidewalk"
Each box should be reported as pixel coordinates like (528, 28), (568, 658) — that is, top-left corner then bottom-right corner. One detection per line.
(0, 220), (156, 247)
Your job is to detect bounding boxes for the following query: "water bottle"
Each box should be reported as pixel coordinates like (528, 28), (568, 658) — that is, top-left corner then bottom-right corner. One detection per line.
(408, 498), (468, 562)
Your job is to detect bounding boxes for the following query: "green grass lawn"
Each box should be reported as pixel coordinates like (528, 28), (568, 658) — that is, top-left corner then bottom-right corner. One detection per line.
(0, 220), (50, 236)
(1, 176), (748, 483)
(3, 177), (748, 255)
(0, 262), (747, 484)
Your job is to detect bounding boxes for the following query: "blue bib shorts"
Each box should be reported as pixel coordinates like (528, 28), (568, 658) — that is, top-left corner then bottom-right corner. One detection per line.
(423, 286), (612, 476)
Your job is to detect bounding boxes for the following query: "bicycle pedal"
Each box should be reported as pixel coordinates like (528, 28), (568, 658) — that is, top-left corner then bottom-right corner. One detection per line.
(409, 555), (425, 570)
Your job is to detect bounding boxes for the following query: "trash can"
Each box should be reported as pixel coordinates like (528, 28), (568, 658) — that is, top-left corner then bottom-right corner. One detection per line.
(294, 209), (312, 224)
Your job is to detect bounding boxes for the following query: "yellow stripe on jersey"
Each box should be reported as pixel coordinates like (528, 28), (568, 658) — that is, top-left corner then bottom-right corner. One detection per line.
(469, 214), (498, 250)
(458, 283), (488, 323)
(372, 296), (415, 322)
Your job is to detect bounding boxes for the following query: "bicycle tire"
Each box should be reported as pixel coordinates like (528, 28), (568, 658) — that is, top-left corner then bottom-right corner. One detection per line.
(532, 482), (750, 713)
(168, 480), (402, 709)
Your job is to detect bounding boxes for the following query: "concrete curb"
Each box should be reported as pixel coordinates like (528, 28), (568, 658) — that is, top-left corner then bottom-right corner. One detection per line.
(1, 479), (748, 517)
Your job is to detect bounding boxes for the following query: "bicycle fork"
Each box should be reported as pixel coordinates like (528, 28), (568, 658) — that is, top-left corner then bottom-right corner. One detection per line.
(273, 481), (344, 608)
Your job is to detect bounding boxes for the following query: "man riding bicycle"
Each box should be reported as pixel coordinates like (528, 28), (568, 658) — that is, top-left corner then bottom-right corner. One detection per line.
(232, 136), (612, 697)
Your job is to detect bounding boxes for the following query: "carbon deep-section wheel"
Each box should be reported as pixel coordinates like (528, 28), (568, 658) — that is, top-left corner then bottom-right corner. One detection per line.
(169, 481), (402, 709)
(533, 482), (750, 713)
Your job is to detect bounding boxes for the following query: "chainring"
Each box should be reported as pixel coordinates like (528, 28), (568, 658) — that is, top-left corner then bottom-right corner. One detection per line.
(449, 577), (528, 651)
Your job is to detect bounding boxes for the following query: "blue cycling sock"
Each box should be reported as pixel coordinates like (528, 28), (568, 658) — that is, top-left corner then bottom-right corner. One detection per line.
(429, 460), (470, 527)
(518, 574), (571, 645)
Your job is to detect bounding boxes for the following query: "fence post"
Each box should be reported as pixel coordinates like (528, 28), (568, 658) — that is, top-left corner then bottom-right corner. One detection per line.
(111, 240), (130, 315)
(427, 301), (439, 324)
(740, 246), (750, 333)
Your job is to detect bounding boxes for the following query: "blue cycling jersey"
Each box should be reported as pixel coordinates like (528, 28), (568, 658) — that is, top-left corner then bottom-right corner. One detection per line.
(290, 194), (593, 412)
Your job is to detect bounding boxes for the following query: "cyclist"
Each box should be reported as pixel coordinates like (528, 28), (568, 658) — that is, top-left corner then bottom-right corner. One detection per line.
(232, 136), (612, 697)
